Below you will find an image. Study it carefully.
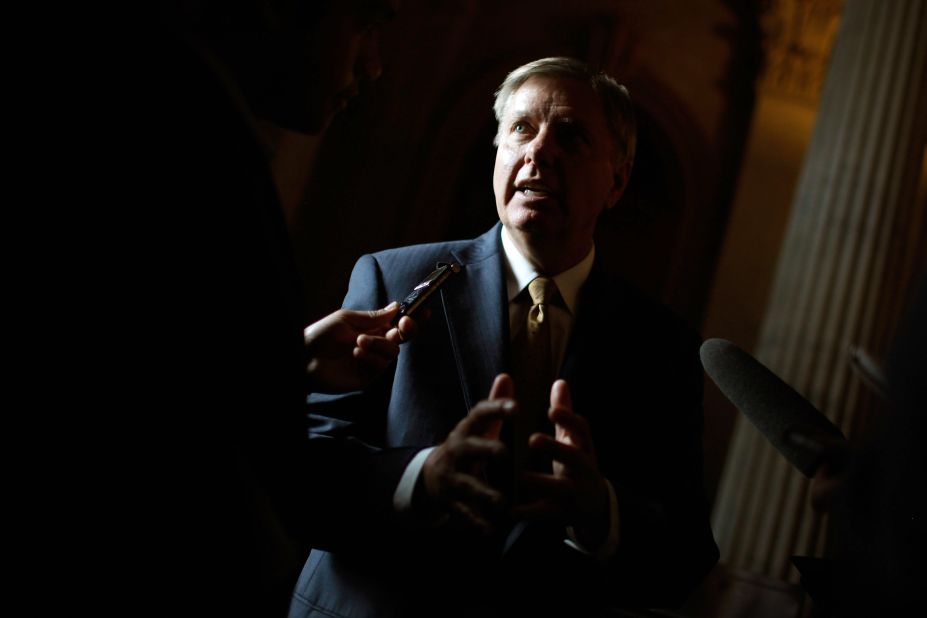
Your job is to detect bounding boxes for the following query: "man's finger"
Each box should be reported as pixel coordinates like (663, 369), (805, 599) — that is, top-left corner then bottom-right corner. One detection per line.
(550, 379), (573, 411)
(368, 302), (400, 332)
(529, 433), (595, 473)
(384, 315), (419, 344)
(343, 302), (400, 330)
(446, 471), (505, 509)
(371, 301), (400, 318)
(548, 406), (595, 454)
(489, 373), (514, 400)
(460, 399), (516, 434)
(453, 436), (507, 466)
(395, 315), (419, 342)
(355, 333), (400, 361)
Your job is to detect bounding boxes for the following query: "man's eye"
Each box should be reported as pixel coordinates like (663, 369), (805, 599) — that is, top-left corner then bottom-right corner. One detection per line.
(513, 122), (527, 134)
(556, 124), (588, 148)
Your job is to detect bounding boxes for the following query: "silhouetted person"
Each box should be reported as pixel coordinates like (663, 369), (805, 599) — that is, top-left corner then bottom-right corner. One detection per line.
(103, 2), (407, 616)
(808, 278), (926, 616)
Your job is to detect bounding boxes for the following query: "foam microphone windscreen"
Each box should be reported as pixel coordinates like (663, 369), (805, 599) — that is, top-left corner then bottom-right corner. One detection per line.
(700, 338), (845, 477)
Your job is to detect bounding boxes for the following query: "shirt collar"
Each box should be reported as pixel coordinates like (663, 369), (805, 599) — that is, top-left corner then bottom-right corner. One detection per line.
(500, 224), (594, 315)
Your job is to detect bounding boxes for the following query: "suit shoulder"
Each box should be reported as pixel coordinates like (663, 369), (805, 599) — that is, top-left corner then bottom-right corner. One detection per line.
(363, 237), (476, 273)
(345, 237), (478, 302)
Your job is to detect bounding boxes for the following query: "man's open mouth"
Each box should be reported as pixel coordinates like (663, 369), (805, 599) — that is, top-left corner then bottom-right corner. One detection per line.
(515, 183), (554, 198)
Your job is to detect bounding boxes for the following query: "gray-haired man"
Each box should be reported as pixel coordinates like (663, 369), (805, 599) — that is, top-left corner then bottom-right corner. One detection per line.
(290, 57), (718, 618)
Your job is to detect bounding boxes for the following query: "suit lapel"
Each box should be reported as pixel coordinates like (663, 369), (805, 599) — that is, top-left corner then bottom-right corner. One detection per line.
(441, 223), (508, 411)
(558, 258), (611, 396)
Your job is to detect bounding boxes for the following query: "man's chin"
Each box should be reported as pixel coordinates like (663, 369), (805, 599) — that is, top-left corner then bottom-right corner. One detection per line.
(506, 206), (558, 234)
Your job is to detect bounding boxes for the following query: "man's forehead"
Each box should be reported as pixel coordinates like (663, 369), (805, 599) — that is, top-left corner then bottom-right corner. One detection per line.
(507, 77), (602, 120)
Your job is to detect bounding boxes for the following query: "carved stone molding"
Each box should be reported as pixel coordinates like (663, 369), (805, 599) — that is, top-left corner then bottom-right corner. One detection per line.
(759, 0), (845, 102)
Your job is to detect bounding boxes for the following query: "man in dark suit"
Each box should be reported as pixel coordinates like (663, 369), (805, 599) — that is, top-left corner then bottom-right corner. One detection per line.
(289, 57), (719, 617)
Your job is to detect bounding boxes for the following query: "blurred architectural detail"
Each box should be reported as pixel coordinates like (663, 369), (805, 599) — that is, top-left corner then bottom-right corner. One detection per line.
(713, 0), (927, 596)
(699, 1), (839, 514)
(759, 0), (844, 101)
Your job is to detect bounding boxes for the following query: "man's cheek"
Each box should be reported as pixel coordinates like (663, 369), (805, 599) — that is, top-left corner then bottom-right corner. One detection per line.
(496, 146), (520, 170)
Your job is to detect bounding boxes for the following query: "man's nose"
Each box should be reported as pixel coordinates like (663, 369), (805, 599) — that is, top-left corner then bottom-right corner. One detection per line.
(524, 129), (555, 168)
(357, 31), (383, 81)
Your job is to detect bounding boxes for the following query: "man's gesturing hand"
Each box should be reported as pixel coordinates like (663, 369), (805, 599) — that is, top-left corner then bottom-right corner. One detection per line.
(422, 374), (516, 535)
(514, 379), (610, 547)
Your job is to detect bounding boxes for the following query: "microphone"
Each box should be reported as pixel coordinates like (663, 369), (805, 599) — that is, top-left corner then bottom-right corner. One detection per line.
(700, 338), (845, 477)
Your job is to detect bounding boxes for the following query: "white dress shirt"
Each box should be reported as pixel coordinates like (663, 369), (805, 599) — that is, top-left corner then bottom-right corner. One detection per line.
(500, 224), (592, 372)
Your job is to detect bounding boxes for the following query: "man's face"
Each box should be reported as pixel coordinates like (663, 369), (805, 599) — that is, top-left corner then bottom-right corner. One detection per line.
(492, 75), (627, 271)
(258, 0), (399, 134)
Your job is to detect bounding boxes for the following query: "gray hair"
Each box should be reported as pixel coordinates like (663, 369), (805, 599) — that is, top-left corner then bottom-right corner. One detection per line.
(492, 57), (636, 170)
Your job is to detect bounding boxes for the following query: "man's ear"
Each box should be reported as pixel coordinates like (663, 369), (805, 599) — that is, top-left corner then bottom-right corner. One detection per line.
(605, 163), (631, 210)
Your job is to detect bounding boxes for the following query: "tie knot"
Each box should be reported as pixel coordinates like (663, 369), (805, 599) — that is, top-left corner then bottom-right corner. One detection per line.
(528, 276), (557, 306)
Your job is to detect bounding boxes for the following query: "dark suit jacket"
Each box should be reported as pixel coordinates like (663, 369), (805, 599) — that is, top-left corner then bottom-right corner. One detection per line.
(290, 223), (718, 618)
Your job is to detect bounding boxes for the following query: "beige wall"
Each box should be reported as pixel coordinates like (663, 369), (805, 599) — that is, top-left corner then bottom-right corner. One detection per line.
(703, 95), (817, 350)
(700, 93), (819, 502)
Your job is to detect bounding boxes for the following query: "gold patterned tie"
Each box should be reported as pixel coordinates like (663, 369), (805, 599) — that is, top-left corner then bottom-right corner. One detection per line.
(510, 276), (558, 481)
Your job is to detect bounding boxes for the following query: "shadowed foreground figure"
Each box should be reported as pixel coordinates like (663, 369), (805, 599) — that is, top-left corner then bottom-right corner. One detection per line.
(807, 277), (926, 616)
(119, 2), (405, 616)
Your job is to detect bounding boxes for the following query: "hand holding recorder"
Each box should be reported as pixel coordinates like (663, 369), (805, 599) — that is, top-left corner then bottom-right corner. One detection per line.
(304, 302), (419, 394)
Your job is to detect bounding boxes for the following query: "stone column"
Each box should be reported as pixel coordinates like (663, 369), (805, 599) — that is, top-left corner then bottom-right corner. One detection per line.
(712, 0), (927, 582)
